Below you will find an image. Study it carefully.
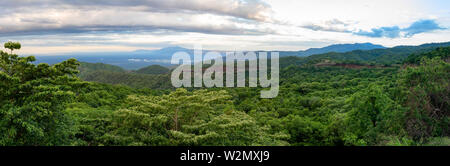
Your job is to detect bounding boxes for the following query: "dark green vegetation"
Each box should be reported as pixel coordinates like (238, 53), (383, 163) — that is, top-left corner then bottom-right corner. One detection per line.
(1, 42), (449, 146)
(78, 63), (172, 90)
(80, 70), (171, 90)
(279, 41), (450, 67)
(276, 42), (386, 57)
(134, 65), (170, 75)
(405, 47), (450, 64)
(79, 62), (126, 73)
(4, 41), (21, 54)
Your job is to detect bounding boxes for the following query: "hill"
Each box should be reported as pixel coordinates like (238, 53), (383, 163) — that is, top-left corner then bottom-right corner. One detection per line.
(279, 41), (450, 67)
(33, 43), (386, 69)
(135, 65), (170, 75)
(78, 62), (126, 73)
(404, 47), (450, 64)
(76, 62), (172, 89)
(81, 70), (172, 90)
(296, 43), (385, 57)
(35, 42), (448, 70)
(77, 43), (450, 89)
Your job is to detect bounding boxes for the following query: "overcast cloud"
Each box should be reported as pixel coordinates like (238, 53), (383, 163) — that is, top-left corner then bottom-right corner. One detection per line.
(0, 0), (275, 36)
(0, 0), (448, 54)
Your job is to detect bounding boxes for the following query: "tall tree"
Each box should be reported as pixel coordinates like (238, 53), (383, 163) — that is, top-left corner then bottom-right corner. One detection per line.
(4, 41), (21, 54)
(0, 43), (85, 145)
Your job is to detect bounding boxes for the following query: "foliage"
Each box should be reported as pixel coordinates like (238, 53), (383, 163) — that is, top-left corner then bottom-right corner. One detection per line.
(134, 65), (170, 75)
(404, 47), (450, 64)
(399, 57), (450, 140)
(343, 84), (406, 145)
(1, 42), (449, 146)
(73, 88), (288, 146)
(280, 42), (450, 66)
(79, 70), (172, 89)
(4, 41), (21, 54)
(0, 48), (85, 145)
(78, 62), (126, 74)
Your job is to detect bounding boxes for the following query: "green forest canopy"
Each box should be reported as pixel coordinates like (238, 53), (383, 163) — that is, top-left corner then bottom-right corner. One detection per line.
(0, 42), (449, 146)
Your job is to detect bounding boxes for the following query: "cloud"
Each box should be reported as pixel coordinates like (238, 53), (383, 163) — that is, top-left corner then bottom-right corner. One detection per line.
(403, 19), (446, 37)
(301, 24), (351, 33)
(353, 19), (445, 38)
(0, 4), (276, 36)
(60, 0), (274, 22)
(300, 19), (353, 33)
(0, 0), (275, 36)
(0, 0), (273, 22)
(325, 19), (350, 26)
(353, 26), (401, 38)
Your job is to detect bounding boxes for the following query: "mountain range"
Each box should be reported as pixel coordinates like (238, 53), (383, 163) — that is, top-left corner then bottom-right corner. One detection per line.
(295, 43), (385, 56)
(32, 42), (439, 70)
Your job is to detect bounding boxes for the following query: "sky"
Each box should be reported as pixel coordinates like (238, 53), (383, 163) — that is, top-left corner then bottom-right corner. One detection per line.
(0, 0), (449, 55)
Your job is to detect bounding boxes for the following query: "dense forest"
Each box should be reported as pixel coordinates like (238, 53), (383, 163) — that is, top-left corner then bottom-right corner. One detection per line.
(0, 42), (449, 146)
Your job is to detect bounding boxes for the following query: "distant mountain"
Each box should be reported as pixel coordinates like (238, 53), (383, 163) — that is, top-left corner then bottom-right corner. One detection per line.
(135, 43), (386, 59)
(34, 42), (450, 70)
(132, 46), (193, 59)
(74, 42), (450, 89)
(297, 43), (386, 57)
(273, 43), (385, 57)
(135, 65), (170, 75)
(279, 41), (450, 68)
(34, 46), (204, 70)
(152, 46), (192, 54)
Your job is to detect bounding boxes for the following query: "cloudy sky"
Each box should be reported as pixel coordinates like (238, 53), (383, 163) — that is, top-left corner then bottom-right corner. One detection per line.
(0, 0), (449, 54)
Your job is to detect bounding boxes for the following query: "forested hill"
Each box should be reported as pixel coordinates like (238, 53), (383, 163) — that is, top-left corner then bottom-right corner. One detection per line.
(76, 43), (450, 89)
(277, 41), (450, 68)
(274, 43), (385, 57)
(302, 41), (450, 65)
(32, 42), (447, 70)
(77, 62), (172, 89)
(405, 47), (450, 64)
(135, 65), (170, 74)
(79, 62), (126, 73)
(296, 43), (385, 57)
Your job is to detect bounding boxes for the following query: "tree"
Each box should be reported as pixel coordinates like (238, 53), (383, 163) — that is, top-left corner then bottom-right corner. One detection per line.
(344, 84), (405, 145)
(400, 57), (450, 140)
(4, 41), (21, 54)
(95, 89), (232, 145)
(170, 110), (289, 146)
(127, 88), (233, 131)
(95, 88), (289, 146)
(0, 45), (85, 145)
(281, 115), (325, 145)
(404, 47), (450, 64)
